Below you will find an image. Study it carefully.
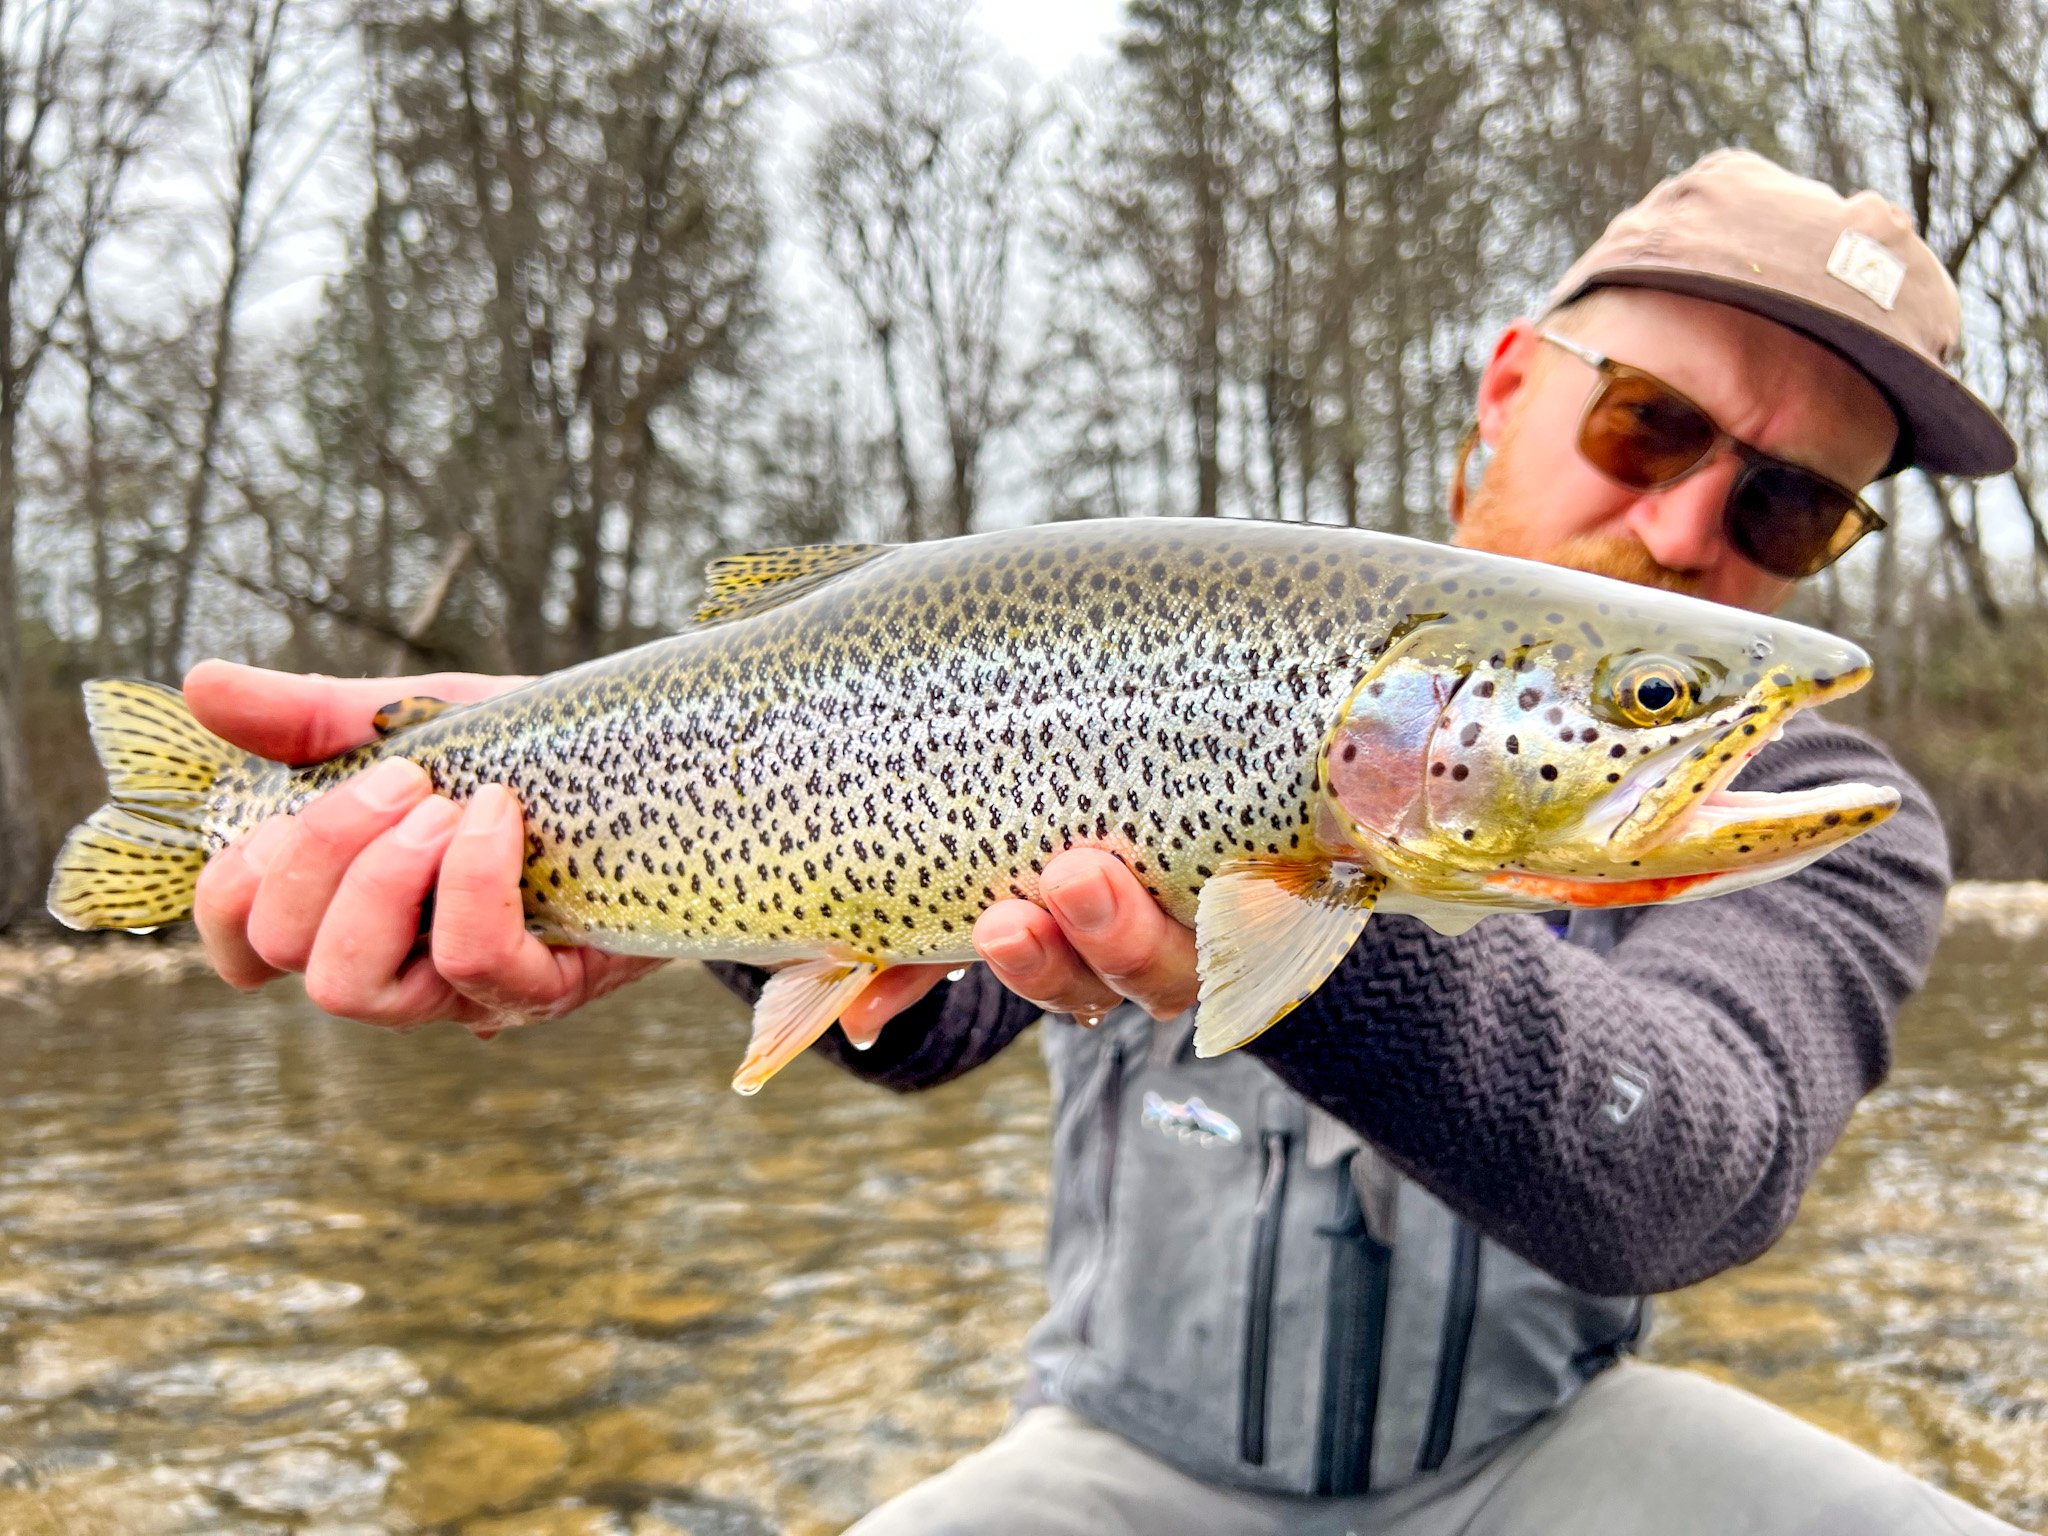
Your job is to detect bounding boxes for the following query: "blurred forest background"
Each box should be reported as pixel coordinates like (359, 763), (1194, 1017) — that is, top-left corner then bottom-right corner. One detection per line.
(3, 0), (2048, 932)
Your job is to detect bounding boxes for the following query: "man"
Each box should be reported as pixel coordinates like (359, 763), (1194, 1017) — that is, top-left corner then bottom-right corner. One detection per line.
(183, 151), (2024, 1532)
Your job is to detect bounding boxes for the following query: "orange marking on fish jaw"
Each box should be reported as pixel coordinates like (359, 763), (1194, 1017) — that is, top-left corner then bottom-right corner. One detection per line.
(1484, 870), (1719, 908)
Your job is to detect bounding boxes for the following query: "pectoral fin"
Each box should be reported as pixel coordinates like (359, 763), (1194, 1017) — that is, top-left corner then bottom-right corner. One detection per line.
(1192, 860), (1384, 1057)
(731, 959), (882, 1095)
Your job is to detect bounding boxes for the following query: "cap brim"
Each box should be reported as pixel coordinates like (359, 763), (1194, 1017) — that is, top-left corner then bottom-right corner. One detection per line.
(1554, 268), (2017, 478)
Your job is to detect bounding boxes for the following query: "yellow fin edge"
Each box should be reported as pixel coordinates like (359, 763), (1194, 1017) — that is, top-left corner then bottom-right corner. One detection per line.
(694, 543), (892, 624)
(46, 680), (247, 932)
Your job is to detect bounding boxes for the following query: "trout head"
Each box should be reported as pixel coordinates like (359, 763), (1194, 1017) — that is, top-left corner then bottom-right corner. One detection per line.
(1319, 583), (1898, 916)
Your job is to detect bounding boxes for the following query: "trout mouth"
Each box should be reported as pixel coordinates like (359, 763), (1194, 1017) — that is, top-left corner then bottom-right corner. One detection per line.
(1598, 664), (1882, 860)
(1480, 664), (1897, 909)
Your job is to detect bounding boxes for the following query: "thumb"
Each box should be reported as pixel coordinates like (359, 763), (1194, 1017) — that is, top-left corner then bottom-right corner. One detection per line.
(182, 660), (531, 764)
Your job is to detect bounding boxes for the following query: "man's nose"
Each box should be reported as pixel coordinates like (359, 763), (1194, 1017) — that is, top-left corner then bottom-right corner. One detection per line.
(1622, 452), (1745, 573)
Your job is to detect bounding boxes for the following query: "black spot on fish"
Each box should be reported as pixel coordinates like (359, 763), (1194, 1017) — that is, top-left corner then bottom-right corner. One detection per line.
(1540, 764), (1558, 781)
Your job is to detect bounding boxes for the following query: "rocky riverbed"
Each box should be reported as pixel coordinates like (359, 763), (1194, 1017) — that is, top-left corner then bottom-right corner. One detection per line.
(0, 884), (2041, 1532)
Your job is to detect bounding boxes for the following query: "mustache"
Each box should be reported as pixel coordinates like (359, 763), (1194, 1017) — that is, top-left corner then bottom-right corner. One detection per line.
(1542, 534), (1704, 596)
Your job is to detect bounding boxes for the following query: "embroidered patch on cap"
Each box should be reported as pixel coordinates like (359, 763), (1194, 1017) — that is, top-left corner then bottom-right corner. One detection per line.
(1826, 230), (1906, 311)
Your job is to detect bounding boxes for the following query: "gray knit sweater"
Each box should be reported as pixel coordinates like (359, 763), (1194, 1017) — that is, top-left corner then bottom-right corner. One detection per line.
(711, 711), (1948, 1296)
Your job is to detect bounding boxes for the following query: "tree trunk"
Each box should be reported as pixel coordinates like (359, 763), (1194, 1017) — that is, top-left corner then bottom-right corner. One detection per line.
(163, 1), (270, 672)
(0, 408), (42, 927)
(1926, 471), (2003, 626)
(877, 320), (925, 540)
(82, 312), (115, 671)
(1325, 0), (1359, 527)
(1193, 178), (1222, 518)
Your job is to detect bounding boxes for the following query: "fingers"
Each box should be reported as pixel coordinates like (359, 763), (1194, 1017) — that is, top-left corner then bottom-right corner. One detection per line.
(1038, 850), (1199, 1020)
(975, 900), (1124, 1021)
(303, 797), (467, 1026)
(244, 759), (434, 975)
(974, 850), (1200, 1023)
(183, 660), (531, 765)
(193, 818), (296, 990)
(838, 964), (951, 1047)
(430, 785), (580, 1015)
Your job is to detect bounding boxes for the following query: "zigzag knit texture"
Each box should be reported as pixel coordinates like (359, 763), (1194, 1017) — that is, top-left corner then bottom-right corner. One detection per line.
(710, 711), (1948, 1296)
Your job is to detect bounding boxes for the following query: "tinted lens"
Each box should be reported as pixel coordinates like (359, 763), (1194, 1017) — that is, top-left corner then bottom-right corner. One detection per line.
(1726, 464), (1861, 579)
(1579, 370), (1719, 488)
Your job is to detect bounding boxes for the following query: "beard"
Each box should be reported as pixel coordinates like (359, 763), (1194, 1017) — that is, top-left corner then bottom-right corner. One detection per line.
(1455, 407), (1705, 598)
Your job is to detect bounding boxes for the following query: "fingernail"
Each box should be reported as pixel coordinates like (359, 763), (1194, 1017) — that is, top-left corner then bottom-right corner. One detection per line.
(392, 796), (461, 848)
(359, 758), (428, 811)
(1045, 868), (1114, 931)
(979, 929), (1043, 973)
(238, 818), (297, 875)
(460, 784), (518, 835)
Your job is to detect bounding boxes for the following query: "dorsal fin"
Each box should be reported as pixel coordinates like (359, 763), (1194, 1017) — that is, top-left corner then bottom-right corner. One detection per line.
(372, 696), (460, 737)
(693, 543), (893, 624)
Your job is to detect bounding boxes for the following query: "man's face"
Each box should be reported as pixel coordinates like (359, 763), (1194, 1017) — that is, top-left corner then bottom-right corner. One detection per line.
(1453, 288), (1900, 612)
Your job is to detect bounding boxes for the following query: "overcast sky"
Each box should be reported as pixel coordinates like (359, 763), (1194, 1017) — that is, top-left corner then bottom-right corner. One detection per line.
(976, 0), (1122, 75)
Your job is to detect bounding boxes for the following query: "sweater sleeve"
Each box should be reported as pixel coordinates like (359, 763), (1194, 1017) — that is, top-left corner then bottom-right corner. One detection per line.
(703, 961), (1042, 1093)
(1246, 715), (1950, 1296)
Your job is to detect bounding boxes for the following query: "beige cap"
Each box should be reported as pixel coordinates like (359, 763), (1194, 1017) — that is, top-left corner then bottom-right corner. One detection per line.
(1539, 148), (2014, 478)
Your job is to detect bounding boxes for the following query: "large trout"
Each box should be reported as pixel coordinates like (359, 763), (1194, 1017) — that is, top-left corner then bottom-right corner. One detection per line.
(50, 519), (1895, 1092)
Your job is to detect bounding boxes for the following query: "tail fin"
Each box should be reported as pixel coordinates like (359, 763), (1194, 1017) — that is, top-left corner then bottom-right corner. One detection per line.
(47, 680), (248, 931)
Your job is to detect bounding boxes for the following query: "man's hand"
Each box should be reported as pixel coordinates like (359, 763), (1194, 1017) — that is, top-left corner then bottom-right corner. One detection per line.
(185, 660), (662, 1032)
(835, 849), (1198, 1047)
(972, 849), (1199, 1022)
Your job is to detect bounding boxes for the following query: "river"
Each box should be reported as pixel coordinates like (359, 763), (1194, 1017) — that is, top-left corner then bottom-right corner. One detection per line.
(0, 906), (2042, 1533)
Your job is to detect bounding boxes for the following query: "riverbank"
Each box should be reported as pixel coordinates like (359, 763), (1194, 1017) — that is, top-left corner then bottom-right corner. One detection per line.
(6, 880), (2046, 1006)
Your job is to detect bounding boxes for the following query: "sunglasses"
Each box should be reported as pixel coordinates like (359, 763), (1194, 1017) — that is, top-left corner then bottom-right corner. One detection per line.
(1538, 331), (1885, 580)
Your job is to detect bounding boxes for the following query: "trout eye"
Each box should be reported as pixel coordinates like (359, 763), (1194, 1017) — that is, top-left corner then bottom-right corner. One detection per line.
(1606, 657), (1696, 727)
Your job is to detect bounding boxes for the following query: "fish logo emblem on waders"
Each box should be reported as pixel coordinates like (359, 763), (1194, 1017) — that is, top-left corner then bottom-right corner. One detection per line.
(1141, 1091), (1243, 1148)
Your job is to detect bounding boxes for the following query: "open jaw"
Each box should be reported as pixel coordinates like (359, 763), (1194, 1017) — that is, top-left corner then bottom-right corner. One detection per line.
(1481, 667), (1900, 909)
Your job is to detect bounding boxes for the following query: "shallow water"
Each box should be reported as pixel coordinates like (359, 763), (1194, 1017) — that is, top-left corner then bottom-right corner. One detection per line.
(0, 923), (2041, 1533)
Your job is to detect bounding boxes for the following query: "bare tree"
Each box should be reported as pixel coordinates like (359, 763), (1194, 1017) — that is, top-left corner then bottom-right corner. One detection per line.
(812, 0), (1036, 540)
(159, 0), (343, 672)
(337, 0), (772, 671)
(0, 0), (176, 927)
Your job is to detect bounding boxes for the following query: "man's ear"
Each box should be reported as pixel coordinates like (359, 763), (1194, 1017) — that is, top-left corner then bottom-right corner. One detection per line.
(1475, 319), (1542, 448)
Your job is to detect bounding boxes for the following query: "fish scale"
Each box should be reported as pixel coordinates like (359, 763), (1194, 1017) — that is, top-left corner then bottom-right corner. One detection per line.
(48, 517), (1899, 1093)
